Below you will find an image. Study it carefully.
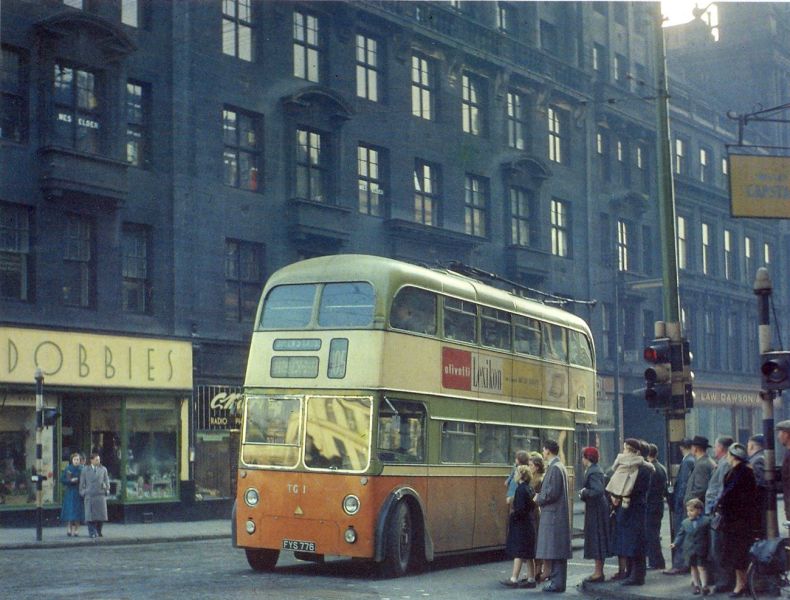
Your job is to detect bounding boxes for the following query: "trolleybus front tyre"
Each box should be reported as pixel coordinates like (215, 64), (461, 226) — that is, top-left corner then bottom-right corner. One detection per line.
(245, 547), (279, 572)
(380, 501), (414, 578)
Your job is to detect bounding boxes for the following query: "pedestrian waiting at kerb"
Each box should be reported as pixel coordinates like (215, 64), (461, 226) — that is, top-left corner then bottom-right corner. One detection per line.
(499, 430), (769, 597)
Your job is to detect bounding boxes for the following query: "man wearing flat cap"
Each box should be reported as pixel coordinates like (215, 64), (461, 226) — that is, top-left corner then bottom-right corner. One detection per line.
(777, 420), (790, 521)
(706, 436), (735, 593)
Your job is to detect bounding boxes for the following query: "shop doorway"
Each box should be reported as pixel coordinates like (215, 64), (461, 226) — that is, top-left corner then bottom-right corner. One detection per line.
(61, 397), (91, 467)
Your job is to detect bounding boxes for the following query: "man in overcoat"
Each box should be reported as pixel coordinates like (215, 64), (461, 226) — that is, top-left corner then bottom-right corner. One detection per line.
(645, 443), (667, 570)
(748, 434), (767, 538)
(778, 421), (790, 522)
(706, 435), (735, 593)
(665, 438), (695, 575)
(534, 439), (571, 593)
(79, 452), (110, 539)
(683, 436), (715, 505)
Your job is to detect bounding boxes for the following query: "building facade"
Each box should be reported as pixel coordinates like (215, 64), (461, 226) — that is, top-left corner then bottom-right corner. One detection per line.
(1, 0), (787, 522)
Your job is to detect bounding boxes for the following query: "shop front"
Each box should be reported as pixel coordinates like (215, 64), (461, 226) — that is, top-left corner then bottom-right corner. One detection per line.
(0, 326), (192, 525)
(192, 385), (242, 502)
(684, 384), (762, 445)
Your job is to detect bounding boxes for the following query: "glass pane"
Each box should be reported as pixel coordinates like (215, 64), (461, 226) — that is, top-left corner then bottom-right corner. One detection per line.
(390, 287), (437, 334)
(542, 322), (568, 362)
(127, 403), (178, 499)
(242, 396), (301, 467)
(479, 424), (509, 463)
(259, 284), (316, 329)
(238, 25), (252, 61)
(441, 421), (476, 463)
(327, 338), (348, 379)
(377, 399), (425, 463)
(317, 282), (375, 327)
(443, 298), (476, 343)
(568, 330), (593, 368)
(223, 19), (236, 56)
(514, 316), (541, 356)
(305, 396), (371, 471)
(481, 312), (510, 350)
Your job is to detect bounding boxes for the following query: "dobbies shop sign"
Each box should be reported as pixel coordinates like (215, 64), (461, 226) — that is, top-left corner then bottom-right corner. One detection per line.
(1, 327), (193, 390)
(195, 386), (243, 430)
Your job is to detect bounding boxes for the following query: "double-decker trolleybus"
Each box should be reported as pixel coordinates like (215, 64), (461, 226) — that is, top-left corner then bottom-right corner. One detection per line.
(233, 254), (596, 576)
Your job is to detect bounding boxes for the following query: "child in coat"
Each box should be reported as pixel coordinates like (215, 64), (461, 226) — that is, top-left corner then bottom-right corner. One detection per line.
(670, 498), (711, 595)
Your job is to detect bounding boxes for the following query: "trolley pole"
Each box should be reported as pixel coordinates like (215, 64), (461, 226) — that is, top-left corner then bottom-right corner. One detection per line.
(34, 368), (44, 542)
(653, 5), (687, 479)
(755, 268), (779, 540)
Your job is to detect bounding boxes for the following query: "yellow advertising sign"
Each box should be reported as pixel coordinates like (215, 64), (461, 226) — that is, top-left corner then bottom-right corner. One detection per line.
(730, 154), (790, 218)
(0, 327), (193, 390)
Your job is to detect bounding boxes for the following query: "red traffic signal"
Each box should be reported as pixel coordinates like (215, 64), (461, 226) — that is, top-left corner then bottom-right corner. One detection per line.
(644, 339), (671, 364)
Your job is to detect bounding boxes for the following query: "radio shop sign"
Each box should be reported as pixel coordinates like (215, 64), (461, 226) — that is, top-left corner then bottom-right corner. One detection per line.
(195, 385), (243, 430)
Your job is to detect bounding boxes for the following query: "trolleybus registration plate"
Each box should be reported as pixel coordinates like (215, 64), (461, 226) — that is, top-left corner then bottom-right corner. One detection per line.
(282, 539), (316, 552)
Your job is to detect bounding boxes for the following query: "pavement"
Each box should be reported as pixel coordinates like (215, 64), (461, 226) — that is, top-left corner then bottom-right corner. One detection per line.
(0, 501), (743, 600)
(0, 518), (230, 550)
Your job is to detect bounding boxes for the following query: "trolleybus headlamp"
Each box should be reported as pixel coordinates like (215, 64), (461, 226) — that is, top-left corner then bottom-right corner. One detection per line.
(344, 526), (357, 544)
(342, 494), (360, 515)
(244, 487), (260, 507)
(245, 519), (256, 534)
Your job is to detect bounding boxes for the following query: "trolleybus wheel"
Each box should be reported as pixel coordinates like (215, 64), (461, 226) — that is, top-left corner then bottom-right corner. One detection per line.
(245, 548), (279, 572)
(381, 501), (414, 578)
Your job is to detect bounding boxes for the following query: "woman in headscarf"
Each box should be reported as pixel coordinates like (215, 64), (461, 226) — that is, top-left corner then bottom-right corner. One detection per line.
(715, 443), (758, 598)
(580, 446), (611, 582)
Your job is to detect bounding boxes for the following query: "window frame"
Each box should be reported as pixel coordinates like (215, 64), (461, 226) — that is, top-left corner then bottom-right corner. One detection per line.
(295, 127), (326, 203)
(0, 201), (32, 302)
(126, 80), (149, 167)
(509, 186), (533, 247)
(461, 72), (485, 136)
(222, 0), (253, 62)
(53, 63), (101, 154)
(411, 53), (434, 121)
(223, 106), (261, 191)
(121, 223), (151, 314)
(505, 90), (526, 150)
(357, 144), (385, 216)
(464, 174), (488, 238)
(355, 33), (380, 102)
(547, 105), (568, 165)
(293, 10), (320, 82)
(62, 213), (94, 308)
(1, 47), (26, 144)
(413, 159), (440, 226)
(224, 238), (265, 323)
(617, 219), (629, 272)
(550, 198), (570, 258)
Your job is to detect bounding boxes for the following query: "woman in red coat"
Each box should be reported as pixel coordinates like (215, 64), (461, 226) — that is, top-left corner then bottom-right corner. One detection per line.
(715, 443), (758, 598)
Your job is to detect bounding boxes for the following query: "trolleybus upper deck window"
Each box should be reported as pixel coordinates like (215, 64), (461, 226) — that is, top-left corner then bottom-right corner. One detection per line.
(260, 284), (316, 329)
(260, 282), (375, 330)
(390, 287), (437, 334)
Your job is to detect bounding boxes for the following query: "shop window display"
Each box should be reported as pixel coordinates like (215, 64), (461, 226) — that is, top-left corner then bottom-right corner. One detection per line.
(126, 399), (178, 500)
(1, 401), (56, 506)
(88, 400), (122, 498)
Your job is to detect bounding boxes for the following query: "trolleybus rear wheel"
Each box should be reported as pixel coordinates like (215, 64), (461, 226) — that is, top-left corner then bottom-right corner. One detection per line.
(381, 501), (414, 577)
(245, 548), (279, 572)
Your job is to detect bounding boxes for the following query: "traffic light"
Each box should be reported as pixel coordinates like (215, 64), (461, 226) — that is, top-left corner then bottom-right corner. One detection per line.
(761, 351), (790, 391)
(682, 339), (695, 409)
(37, 407), (59, 428)
(643, 338), (672, 409)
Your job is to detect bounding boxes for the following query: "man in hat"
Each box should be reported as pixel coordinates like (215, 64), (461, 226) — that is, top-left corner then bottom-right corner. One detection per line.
(748, 434), (767, 538)
(664, 438), (695, 575)
(706, 436), (735, 593)
(534, 439), (571, 593)
(645, 443), (667, 571)
(777, 420), (790, 521)
(684, 436), (715, 505)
